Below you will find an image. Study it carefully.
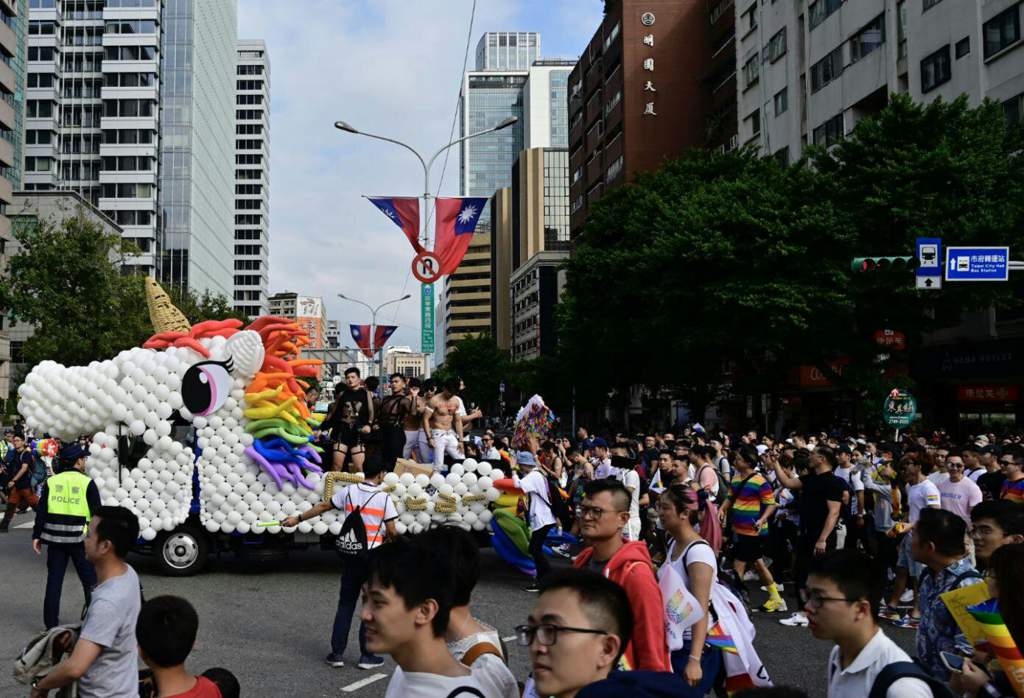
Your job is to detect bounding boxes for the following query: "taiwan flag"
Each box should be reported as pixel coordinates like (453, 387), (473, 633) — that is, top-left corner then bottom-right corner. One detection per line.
(350, 324), (373, 358)
(367, 197), (423, 253)
(434, 197), (487, 275)
(373, 325), (397, 354)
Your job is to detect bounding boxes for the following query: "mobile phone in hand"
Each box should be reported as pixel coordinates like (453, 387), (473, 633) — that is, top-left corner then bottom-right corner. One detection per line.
(940, 651), (966, 674)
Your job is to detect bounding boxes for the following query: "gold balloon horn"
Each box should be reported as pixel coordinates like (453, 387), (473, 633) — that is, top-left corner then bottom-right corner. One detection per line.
(145, 277), (191, 334)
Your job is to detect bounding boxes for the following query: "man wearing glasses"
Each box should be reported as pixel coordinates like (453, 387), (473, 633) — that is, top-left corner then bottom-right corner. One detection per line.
(998, 448), (1024, 503)
(479, 434), (501, 462)
(518, 568), (682, 698)
(805, 550), (932, 698)
(937, 455), (983, 525)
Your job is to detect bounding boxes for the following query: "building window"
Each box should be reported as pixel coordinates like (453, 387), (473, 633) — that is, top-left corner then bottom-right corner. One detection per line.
(923, 0), (942, 9)
(741, 3), (758, 34)
(850, 15), (885, 63)
(920, 45), (951, 92)
(742, 55), (760, 89)
(767, 28), (787, 62)
(955, 37), (970, 58)
(1004, 93), (1024, 124)
(774, 87), (788, 116)
(984, 6), (1021, 59)
(810, 46), (843, 92)
(812, 113), (844, 146)
(809, 0), (843, 30)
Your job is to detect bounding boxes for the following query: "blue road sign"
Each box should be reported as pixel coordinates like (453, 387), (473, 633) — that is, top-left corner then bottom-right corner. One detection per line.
(945, 246), (1009, 282)
(916, 237), (941, 277)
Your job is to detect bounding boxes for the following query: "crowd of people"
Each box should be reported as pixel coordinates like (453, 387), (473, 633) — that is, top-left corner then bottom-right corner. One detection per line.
(13, 366), (1024, 697)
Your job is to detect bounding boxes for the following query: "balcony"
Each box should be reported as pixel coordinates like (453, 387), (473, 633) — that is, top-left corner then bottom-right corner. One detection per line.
(0, 137), (12, 168)
(0, 99), (14, 131)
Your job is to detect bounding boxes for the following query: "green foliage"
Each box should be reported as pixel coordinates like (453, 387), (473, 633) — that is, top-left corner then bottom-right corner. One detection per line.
(558, 95), (1024, 421)
(0, 209), (244, 369)
(433, 334), (510, 410)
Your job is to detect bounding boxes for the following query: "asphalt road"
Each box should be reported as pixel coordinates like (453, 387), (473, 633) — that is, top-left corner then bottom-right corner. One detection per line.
(0, 513), (916, 697)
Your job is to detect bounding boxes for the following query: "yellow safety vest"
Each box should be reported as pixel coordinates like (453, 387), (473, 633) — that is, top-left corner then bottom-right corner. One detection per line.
(41, 470), (92, 544)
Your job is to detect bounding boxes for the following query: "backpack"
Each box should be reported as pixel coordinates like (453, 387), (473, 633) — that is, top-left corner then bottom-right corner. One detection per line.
(335, 489), (385, 559)
(698, 464), (730, 506)
(14, 623), (80, 697)
(541, 470), (575, 531)
(461, 641), (504, 667)
(867, 661), (956, 698)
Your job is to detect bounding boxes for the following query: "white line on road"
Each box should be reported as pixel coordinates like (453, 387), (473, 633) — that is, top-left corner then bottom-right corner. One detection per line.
(342, 673), (388, 693)
(15, 522), (33, 529)
(501, 635), (517, 642)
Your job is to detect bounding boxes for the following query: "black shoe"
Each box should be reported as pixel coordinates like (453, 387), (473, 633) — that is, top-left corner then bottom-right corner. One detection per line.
(0, 526), (9, 533)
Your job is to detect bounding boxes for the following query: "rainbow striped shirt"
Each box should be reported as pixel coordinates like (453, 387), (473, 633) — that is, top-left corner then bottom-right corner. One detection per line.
(729, 471), (775, 537)
(1000, 478), (1024, 504)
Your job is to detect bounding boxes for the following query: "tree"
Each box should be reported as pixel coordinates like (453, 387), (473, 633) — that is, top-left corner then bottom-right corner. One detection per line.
(0, 209), (245, 368)
(433, 335), (510, 412)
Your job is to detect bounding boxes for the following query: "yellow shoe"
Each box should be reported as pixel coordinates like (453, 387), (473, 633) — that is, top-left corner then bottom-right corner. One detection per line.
(759, 596), (789, 613)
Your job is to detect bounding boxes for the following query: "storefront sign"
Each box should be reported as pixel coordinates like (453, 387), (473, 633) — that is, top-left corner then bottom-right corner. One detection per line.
(873, 329), (907, 351)
(794, 357), (852, 388)
(883, 389), (917, 428)
(956, 385), (1019, 402)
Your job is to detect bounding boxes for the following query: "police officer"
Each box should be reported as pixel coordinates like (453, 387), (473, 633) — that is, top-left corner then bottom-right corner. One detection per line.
(31, 443), (100, 629)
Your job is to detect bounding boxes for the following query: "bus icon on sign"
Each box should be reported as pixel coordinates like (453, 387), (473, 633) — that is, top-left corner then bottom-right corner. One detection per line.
(920, 245), (937, 266)
(956, 257), (970, 272)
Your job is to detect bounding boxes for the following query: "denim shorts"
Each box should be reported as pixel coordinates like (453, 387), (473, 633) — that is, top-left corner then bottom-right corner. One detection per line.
(897, 530), (925, 577)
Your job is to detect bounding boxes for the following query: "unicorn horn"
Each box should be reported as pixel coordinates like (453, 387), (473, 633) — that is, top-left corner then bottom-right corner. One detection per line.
(145, 277), (191, 334)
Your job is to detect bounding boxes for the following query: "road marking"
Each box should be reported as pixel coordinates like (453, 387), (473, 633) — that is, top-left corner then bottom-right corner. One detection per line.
(15, 522), (33, 529)
(501, 634), (517, 642)
(342, 673), (388, 692)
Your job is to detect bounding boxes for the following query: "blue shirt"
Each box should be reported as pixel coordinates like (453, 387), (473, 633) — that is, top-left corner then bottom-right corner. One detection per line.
(916, 556), (981, 680)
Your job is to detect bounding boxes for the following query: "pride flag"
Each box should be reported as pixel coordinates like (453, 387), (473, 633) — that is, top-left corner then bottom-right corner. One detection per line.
(707, 621), (739, 654)
(967, 598), (1024, 695)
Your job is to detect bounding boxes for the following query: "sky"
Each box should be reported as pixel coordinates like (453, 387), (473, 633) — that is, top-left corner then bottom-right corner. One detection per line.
(237, 0), (604, 353)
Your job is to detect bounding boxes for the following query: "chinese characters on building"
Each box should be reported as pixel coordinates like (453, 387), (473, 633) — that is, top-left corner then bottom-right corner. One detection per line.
(641, 12), (656, 117)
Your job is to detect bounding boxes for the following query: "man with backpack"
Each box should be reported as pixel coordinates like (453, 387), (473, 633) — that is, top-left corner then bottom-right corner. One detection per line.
(280, 458), (397, 670)
(805, 550), (938, 698)
(514, 450), (566, 593)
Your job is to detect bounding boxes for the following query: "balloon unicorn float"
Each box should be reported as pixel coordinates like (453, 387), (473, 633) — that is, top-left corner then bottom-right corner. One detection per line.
(17, 278), (339, 541)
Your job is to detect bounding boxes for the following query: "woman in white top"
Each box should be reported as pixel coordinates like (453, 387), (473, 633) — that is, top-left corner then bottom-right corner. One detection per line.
(658, 483), (723, 697)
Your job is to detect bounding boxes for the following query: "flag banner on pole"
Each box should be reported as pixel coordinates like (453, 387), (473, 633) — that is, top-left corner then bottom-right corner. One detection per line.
(366, 197), (423, 254)
(350, 324), (374, 358)
(373, 325), (398, 354)
(434, 197), (487, 274)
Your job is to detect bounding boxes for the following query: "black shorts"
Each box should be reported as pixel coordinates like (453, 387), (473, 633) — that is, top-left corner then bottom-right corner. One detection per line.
(332, 425), (362, 449)
(732, 534), (765, 563)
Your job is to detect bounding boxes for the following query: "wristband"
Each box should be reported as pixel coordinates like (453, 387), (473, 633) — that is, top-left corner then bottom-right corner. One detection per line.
(688, 655), (701, 662)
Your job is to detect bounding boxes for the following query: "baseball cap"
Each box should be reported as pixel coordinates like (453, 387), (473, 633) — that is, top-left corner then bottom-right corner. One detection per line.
(591, 437), (608, 449)
(59, 443), (88, 462)
(755, 444), (768, 455)
(836, 444), (852, 455)
(516, 450), (538, 467)
(975, 435), (990, 447)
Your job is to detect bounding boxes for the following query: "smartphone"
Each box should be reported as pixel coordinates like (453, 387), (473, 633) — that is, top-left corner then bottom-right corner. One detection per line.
(940, 651), (966, 674)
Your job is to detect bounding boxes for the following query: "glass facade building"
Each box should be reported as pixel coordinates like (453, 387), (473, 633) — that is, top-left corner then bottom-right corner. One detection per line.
(542, 148), (569, 250)
(475, 31), (539, 71)
(158, 0), (236, 297)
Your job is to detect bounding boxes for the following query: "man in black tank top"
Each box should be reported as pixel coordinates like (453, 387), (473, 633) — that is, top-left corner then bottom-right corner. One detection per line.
(380, 374), (413, 471)
(324, 367), (374, 472)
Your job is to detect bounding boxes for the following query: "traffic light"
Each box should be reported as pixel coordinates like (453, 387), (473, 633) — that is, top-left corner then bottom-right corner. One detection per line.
(850, 256), (918, 273)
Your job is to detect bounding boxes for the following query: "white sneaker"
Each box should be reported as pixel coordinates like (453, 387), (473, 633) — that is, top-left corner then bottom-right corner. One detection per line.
(899, 589), (915, 604)
(778, 613), (809, 627)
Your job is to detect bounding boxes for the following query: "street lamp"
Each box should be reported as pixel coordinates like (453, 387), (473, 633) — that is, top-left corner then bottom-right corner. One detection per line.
(332, 115), (518, 249)
(337, 292), (411, 378)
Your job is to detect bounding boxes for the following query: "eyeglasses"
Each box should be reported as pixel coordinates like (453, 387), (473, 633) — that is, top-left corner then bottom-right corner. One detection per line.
(577, 505), (624, 520)
(805, 591), (856, 610)
(514, 623), (608, 647)
(999, 459), (1018, 466)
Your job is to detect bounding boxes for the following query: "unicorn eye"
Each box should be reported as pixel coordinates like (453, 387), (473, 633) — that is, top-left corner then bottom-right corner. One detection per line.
(181, 360), (233, 416)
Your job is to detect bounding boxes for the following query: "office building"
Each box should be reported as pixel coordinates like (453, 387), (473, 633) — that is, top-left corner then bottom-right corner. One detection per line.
(24, 0), (238, 296)
(268, 292), (327, 350)
(0, 0), (24, 405)
(489, 186), (513, 350)
(326, 319), (340, 348)
(568, 0), (716, 239)
(445, 38), (570, 356)
(4, 190), (122, 393)
(510, 250), (567, 362)
(736, 0), (1024, 160)
(157, 0), (237, 296)
(232, 38), (269, 319)
(707, 0), (738, 150)
(383, 346), (429, 380)
(492, 147), (570, 354)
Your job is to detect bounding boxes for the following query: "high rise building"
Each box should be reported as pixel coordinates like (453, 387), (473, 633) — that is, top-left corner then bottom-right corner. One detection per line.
(326, 319), (340, 348)
(232, 38), (269, 319)
(736, 0), (1024, 161)
(157, 0), (237, 296)
(268, 292), (327, 350)
(24, 0), (238, 295)
(0, 0), (25, 405)
(568, 0), (716, 239)
(475, 31), (540, 71)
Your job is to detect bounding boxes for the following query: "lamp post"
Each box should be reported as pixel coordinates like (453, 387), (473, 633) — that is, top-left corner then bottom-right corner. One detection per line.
(333, 116), (518, 354)
(337, 293), (411, 379)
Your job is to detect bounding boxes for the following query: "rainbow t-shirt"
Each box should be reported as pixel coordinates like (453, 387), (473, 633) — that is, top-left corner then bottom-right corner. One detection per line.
(1000, 478), (1024, 504)
(729, 471), (775, 537)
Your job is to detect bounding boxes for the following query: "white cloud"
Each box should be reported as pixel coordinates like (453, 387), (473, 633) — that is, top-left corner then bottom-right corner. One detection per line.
(238, 0), (599, 355)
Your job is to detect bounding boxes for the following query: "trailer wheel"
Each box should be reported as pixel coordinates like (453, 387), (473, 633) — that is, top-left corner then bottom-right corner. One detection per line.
(155, 525), (209, 576)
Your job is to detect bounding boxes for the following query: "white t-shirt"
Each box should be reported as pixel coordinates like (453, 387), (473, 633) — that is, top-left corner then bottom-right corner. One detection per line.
(330, 482), (399, 548)
(385, 668), (487, 698)
(834, 466), (865, 515)
(447, 625), (518, 698)
(593, 457), (618, 479)
(827, 628), (932, 698)
(907, 479), (941, 524)
(928, 471), (950, 486)
(666, 539), (717, 641)
(454, 396), (468, 417)
(516, 469), (556, 531)
(617, 468), (641, 540)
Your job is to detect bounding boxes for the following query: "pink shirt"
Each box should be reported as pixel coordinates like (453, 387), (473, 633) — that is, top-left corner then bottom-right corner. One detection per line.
(938, 477), (983, 523)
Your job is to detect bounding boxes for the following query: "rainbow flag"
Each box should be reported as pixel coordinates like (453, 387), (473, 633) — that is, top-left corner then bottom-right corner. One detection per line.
(707, 621), (739, 654)
(967, 598), (1024, 696)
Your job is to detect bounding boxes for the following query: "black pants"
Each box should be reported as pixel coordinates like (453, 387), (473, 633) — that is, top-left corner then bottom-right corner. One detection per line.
(868, 528), (899, 578)
(529, 524), (555, 581)
(379, 425), (405, 471)
(331, 554), (372, 658)
(44, 542), (96, 629)
(792, 532), (837, 607)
